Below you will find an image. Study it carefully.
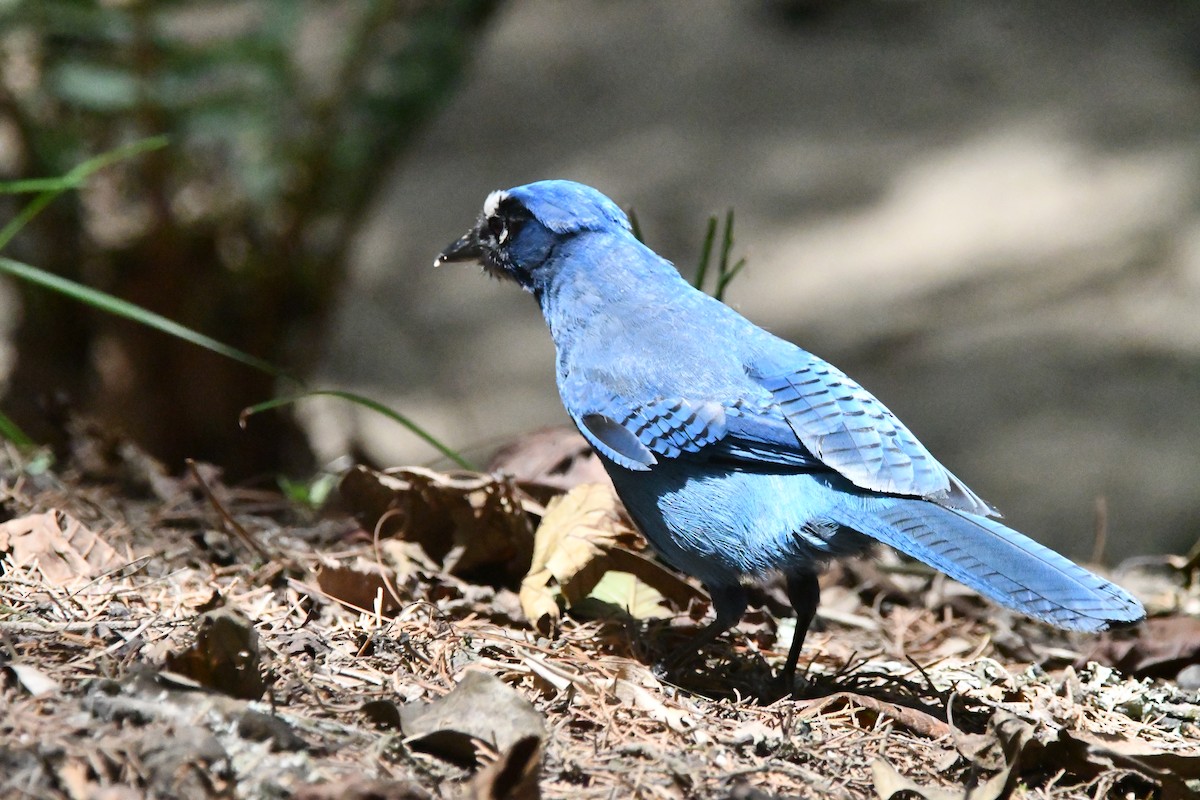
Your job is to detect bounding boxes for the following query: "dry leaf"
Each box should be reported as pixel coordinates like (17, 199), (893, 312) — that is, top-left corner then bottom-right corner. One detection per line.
(519, 484), (620, 628)
(315, 559), (401, 615)
(339, 466), (534, 585)
(1034, 726), (1200, 798)
(519, 484), (702, 632)
(1077, 615), (1200, 679)
(0, 510), (122, 585)
(874, 714), (1024, 800)
(378, 538), (442, 580)
(797, 691), (956, 740)
(579, 570), (669, 619)
(165, 607), (265, 699)
(53, 759), (91, 800)
(600, 546), (704, 611)
(959, 710), (1200, 800)
(519, 484), (628, 628)
(469, 735), (542, 800)
(236, 710), (307, 752)
(65, 415), (182, 501)
(487, 425), (610, 500)
(871, 759), (963, 800)
(607, 666), (696, 733)
(5, 663), (61, 697)
(399, 671), (546, 768)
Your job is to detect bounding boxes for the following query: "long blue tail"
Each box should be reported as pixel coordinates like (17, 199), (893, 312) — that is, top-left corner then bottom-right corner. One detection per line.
(837, 499), (1144, 631)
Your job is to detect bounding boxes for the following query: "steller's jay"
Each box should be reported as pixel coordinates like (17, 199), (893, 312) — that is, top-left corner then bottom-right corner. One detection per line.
(437, 180), (1144, 684)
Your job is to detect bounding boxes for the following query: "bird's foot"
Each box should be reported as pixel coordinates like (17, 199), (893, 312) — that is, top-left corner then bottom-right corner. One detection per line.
(651, 648), (696, 681)
(776, 668), (808, 699)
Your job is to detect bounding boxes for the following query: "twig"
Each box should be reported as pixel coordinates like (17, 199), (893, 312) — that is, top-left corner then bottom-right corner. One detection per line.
(369, 507), (410, 612)
(795, 691), (956, 739)
(65, 555), (154, 600)
(0, 618), (187, 634)
(186, 458), (271, 561)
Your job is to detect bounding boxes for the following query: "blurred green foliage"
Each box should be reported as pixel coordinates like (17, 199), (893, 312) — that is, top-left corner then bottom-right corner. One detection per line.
(0, 0), (498, 475)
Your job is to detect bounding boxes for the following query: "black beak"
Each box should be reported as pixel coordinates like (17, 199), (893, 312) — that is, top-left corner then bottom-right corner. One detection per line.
(434, 226), (483, 267)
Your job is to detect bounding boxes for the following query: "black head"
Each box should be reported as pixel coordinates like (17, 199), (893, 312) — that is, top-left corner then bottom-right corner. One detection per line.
(435, 189), (535, 284)
(435, 180), (632, 292)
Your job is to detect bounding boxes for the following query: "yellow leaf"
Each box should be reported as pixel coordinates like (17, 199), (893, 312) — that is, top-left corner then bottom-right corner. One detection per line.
(585, 570), (670, 620)
(519, 484), (704, 630)
(519, 483), (630, 630)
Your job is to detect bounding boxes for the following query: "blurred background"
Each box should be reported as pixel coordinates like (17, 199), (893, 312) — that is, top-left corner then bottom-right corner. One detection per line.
(1, 1), (1198, 562)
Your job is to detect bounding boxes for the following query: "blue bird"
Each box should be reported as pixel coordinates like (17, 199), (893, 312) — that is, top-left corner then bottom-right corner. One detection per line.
(437, 180), (1145, 683)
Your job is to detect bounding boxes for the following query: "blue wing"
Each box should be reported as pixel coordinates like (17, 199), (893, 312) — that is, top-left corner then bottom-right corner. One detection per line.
(564, 348), (995, 516)
(749, 353), (996, 516)
(568, 391), (825, 474)
(572, 397), (728, 471)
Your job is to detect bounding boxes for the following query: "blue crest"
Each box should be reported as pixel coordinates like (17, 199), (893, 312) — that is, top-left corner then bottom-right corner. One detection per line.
(505, 180), (631, 234)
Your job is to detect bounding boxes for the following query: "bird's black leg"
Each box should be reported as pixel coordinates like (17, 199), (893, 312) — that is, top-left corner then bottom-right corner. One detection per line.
(655, 582), (747, 676)
(781, 570), (821, 689)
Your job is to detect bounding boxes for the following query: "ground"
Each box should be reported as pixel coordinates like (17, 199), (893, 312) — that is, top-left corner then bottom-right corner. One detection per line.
(3, 433), (1199, 799)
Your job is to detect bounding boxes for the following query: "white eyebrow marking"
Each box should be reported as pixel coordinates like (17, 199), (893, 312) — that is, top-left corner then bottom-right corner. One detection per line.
(483, 190), (507, 218)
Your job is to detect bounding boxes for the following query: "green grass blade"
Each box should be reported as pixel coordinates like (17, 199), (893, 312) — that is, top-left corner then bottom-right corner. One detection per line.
(241, 389), (474, 470)
(692, 215), (718, 292)
(0, 407), (35, 447)
(719, 209), (735, 275)
(627, 208), (644, 243)
(0, 177), (87, 195)
(0, 256), (296, 382)
(0, 135), (169, 252)
(713, 210), (744, 302)
(715, 258), (746, 302)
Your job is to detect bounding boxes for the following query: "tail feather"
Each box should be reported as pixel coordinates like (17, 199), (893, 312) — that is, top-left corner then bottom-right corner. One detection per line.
(838, 499), (1144, 632)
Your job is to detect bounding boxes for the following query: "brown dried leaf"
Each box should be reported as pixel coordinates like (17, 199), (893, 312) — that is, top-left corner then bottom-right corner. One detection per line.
(1077, 615), (1200, 679)
(339, 465), (534, 585)
(315, 559), (401, 615)
(66, 415), (182, 500)
(876, 710), (1026, 800)
(164, 607), (265, 699)
(961, 711), (1200, 800)
(577, 570), (670, 621)
(600, 545), (704, 611)
(1035, 727), (1200, 798)
(487, 426), (609, 500)
(378, 538), (442, 580)
(1066, 728), (1200, 777)
(0, 510), (122, 585)
(797, 691), (956, 740)
(519, 484), (614, 628)
(469, 735), (542, 800)
(53, 759), (92, 800)
(399, 671), (546, 768)
(871, 759), (963, 800)
(519, 484), (640, 628)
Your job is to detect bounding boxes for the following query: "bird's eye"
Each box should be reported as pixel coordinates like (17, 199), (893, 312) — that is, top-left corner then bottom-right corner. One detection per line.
(487, 215), (507, 243)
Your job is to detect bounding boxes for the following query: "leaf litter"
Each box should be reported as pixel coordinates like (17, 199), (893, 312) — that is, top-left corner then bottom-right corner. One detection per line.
(1, 430), (1199, 799)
